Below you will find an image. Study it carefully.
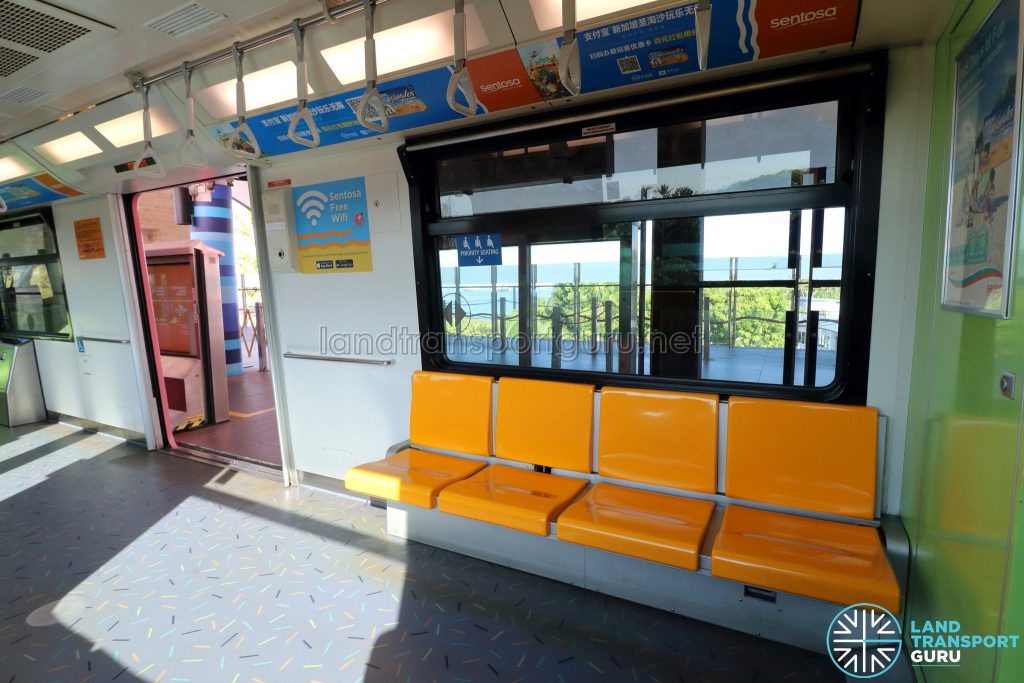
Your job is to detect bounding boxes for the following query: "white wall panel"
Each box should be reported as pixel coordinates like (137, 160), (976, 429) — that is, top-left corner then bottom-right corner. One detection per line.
(867, 45), (936, 515)
(33, 195), (154, 439)
(34, 339), (84, 417)
(262, 144), (421, 479)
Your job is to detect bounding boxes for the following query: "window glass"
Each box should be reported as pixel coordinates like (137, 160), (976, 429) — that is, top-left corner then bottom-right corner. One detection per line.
(0, 215), (71, 339)
(438, 102), (839, 218)
(437, 207), (844, 388)
(0, 263), (70, 336)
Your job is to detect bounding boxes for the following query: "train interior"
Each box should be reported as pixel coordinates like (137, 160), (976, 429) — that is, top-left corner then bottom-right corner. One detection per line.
(0, 0), (1019, 681)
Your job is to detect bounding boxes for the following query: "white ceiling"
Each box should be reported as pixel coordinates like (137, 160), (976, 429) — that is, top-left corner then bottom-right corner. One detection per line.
(0, 0), (962, 144)
(0, 0), (322, 138)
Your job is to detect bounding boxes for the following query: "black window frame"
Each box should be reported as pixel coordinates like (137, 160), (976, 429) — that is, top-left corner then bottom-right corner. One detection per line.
(403, 54), (887, 405)
(0, 207), (73, 341)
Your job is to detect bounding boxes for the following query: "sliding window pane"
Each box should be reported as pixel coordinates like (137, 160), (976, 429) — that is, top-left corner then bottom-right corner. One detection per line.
(439, 102), (839, 217)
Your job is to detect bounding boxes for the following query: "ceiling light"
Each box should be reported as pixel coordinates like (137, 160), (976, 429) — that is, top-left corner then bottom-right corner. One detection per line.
(529, 0), (660, 32)
(35, 132), (103, 165)
(195, 62), (314, 119)
(321, 7), (488, 86)
(0, 155), (33, 182)
(94, 107), (180, 148)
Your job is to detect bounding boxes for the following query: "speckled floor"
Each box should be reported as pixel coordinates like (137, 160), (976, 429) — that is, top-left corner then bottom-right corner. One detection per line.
(0, 422), (845, 683)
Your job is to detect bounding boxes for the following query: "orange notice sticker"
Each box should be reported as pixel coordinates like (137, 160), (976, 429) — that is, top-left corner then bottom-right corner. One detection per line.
(753, 0), (858, 59)
(73, 216), (105, 260)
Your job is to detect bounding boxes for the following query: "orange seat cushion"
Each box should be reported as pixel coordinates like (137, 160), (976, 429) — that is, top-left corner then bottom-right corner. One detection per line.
(711, 505), (900, 613)
(345, 449), (486, 508)
(557, 483), (714, 571)
(437, 464), (588, 536)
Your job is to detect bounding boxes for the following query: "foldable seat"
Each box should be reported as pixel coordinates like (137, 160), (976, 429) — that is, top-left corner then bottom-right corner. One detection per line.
(710, 397), (901, 613)
(437, 377), (594, 535)
(344, 371), (492, 508)
(557, 387), (717, 570)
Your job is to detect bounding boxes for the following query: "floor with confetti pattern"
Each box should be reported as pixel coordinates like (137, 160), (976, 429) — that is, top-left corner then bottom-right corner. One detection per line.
(0, 422), (852, 683)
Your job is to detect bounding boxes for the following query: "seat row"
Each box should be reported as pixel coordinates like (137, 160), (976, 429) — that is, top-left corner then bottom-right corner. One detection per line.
(345, 371), (900, 614)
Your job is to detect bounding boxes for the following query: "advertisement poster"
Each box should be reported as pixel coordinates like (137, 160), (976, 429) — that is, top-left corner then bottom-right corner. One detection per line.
(943, 0), (1022, 316)
(0, 173), (83, 212)
(708, 0), (859, 69)
(577, 5), (699, 90)
(149, 262), (198, 357)
(292, 177), (372, 274)
(73, 216), (105, 260)
(210, 68), (483, 158)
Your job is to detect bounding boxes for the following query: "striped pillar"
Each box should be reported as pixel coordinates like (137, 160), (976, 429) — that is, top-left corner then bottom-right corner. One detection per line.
(191, 183), (243, 376)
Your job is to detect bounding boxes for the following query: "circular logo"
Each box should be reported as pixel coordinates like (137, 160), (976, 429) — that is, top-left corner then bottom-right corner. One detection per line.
(827, 603), (903, 678)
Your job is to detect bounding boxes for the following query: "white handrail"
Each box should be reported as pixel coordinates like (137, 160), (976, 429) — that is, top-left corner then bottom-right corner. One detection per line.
(558, 0), (581, 96)
(226, 44), (263, 161)
(696, 0), (712, 71)
(446, 0), (478, 117)
(287, 20), (321, 148)
(178, 63), (209, 168)
(134, 82), (166, 178)
(355, 0), (389, 133)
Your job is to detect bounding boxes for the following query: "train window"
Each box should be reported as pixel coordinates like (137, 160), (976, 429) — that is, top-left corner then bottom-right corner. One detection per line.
(438, 101), (838, 218)
(436, 207), (843, 387)
(414, 65), (883, 402)
(0, 213), (72, 339)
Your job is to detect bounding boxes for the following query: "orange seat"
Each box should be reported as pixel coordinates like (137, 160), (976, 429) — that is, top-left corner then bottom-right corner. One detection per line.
(438, 465), (588, 536)
(557, 483), (714, 570)
(726, 397), (879, 519)
(598, 387), (719, 493)
(711, 505), (900, 613)
(345, 449), (486, 508)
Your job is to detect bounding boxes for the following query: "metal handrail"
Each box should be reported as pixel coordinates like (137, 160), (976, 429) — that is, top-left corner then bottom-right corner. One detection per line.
(76, 336), (130, 344)
(283, 352), (395, 366)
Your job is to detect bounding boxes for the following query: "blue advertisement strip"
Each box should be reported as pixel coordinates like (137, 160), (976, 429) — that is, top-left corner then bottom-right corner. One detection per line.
(578, 5), (699, 91)
(0, 176), (72, 211)
(212, 67), (483, 158)
(212, 2), (856, 159)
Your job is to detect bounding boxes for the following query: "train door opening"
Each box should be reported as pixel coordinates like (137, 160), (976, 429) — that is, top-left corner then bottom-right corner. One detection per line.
(131, 178), (282, 469)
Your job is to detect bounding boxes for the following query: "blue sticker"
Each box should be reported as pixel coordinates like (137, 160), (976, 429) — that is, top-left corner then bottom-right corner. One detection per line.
(76, 339), (85, 353)
(578, 6), (700, 92)
(457, 233), (502, 267)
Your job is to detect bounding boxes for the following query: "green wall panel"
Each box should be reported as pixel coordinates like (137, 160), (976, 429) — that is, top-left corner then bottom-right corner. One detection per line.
(902, 0), (1024, 681)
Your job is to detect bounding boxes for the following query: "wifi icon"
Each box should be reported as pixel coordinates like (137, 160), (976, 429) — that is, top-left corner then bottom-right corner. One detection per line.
(296, 190), (329, 226)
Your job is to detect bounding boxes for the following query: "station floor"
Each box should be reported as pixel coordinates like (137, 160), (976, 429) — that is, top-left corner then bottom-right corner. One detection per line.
(0, 422), (857, 682)
(176, 368), (281, 466)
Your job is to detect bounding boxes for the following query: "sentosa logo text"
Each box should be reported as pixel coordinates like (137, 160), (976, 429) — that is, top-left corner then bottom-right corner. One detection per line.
(480, 78), (522, 93)
(770, 7), (838, 29)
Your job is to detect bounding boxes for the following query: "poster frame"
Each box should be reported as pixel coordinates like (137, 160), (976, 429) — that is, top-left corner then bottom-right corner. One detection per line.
(941, 0), (1024, 318)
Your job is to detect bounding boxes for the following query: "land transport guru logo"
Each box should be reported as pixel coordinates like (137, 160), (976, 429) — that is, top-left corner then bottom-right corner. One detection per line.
(827, 604), (1020, 677)
(827, 604), (902, 678)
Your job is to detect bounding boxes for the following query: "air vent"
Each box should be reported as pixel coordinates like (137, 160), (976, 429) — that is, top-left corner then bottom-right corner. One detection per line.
(0, 85), (48, 105)
(0, 45), (37, 78)
(0, 1), (91, 53)
(144, 2), (226, 38)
